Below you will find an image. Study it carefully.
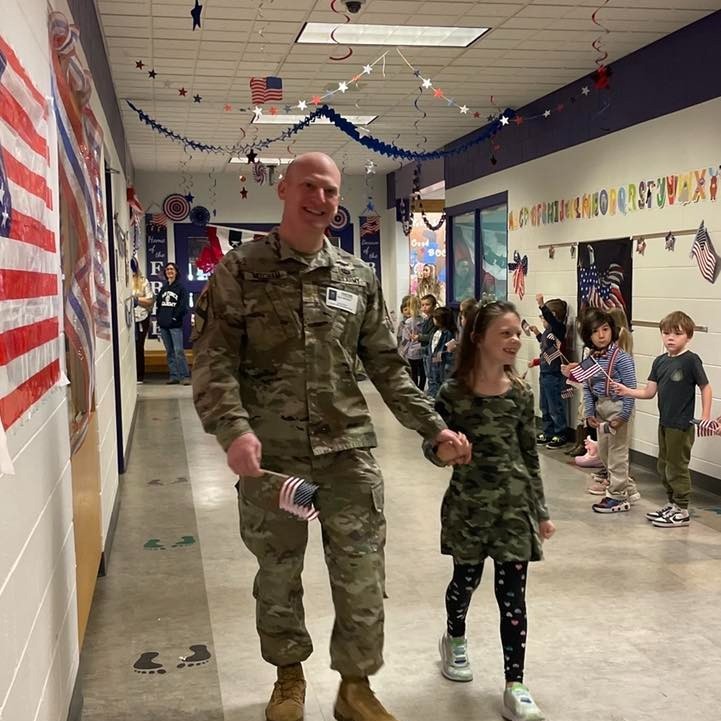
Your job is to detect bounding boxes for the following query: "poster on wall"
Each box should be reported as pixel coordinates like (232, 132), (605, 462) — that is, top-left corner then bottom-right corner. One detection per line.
(0, 35), (60, 448)
(409, 213), (446, 304)
(359, 216), (381, 281)
(145, 214), (168, 338)
(577, 238), (633, 324)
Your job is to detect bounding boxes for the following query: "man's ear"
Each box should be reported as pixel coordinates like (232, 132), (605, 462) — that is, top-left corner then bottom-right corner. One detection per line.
(277, 177), (287, 200)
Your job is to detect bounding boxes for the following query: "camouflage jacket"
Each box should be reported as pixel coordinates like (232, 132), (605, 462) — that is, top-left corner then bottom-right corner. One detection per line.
(424, 379), (550, 562)
(192, 229), (446, 456)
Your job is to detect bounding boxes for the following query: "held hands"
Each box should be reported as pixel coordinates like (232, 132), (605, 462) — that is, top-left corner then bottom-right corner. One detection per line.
(539, 520), (556, 541)
(434, 429), (472, 466)
(560, 362), (578, 378)
(227, 432), (263, 477)
(610, 381), (631, 396)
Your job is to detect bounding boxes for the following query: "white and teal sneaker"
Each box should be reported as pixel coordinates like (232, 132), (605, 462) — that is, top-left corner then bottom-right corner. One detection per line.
(439, 633), (473, 682)
(502, 682), (545, 721)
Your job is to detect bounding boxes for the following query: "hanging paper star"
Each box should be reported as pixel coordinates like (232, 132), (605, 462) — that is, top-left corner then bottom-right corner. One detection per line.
(253, 106), (263, 118)
(413, 69), (421, 78)
(433, 88), (443, 98)
(284, 104), (293, 113)
(191, 0), (203, 30)
(224, 104), (232, 112)
(459, 105), (469, 114)
(269, 106), (279, 115)
(135, 60), (145, 69)
(543, 109), (551, 118)
(548, 245), (556, 259)
(446, 97), (454, 106)
(365, 160), (376, 175)
(338, 81), (348, 93)
(362, 64), (373, 75)
(487, 114), (496, 122)
(581, 86), (590, 96)
(193, 94), (202, 103)
(297, 100), (307, 111)
(148, 69), (157, 79)
(178, 87), (188, 96)
(665, 232), (676, 251)
(499, 115), (509, 126)
(240, 187), (248, 199)
(422, 78), (433, 89)
(185, 193), (195, 202)
(556, 103), (564, 112)
(311, 95), (322, 106)
(473, 111), (480, 118)
(246, 149), (258, 164)
(514, 116), (524, 126)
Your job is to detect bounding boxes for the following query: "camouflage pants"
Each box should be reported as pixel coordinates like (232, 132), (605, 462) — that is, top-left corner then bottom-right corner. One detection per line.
(238, 448), (386, 677)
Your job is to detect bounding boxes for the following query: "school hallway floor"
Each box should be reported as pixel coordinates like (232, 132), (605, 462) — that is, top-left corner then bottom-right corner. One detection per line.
(78, 382), (721, 721)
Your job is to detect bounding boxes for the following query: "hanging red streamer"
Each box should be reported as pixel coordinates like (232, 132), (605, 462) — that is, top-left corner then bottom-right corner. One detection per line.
(329, 0), (353, 62)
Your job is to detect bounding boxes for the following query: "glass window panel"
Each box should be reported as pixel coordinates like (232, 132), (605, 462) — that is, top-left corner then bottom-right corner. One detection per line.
(480, 205), (508, 302)
(452, 212), (476, 303)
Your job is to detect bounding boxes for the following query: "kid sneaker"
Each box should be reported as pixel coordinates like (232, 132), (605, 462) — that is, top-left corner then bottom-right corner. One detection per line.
(502, 682), (545, 721)
(592, 497), (630, 513)
(645, 503), (674, 522)
(546, 436), (567, 449)
(536, 434), (550, 445)
(439, 633), (473, 682)
(652, 506), (690, 528)
(627, 491), (642, 505)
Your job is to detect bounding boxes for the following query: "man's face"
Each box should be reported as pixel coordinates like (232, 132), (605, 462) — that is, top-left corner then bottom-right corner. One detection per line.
(278, 157), (341, 233)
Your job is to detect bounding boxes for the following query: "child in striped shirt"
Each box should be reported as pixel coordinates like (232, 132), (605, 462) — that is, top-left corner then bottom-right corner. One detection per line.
(580, 309), (639, 514)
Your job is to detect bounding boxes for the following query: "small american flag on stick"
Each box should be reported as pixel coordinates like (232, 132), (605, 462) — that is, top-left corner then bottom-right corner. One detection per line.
(690, 221), (719, 284)
(279, 475), (320, 521)
(561, 385), (575, 399)
(691, 419), (720, 437)
(568, 356), (603, 383)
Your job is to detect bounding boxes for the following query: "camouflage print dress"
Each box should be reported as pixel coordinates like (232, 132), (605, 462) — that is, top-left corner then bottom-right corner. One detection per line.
(424, 378), (551, 564)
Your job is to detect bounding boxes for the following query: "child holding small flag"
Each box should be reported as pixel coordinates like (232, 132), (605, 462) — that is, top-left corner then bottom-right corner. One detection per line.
(612, 311), (712, 527)
(424, 301), (554, 721)
(528, 294), (568, 448)
(578, 310), (639, 514)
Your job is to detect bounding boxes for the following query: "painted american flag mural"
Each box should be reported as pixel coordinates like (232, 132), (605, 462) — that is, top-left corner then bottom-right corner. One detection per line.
(0, 36), (61, 432)
(577, 239), (633, 322)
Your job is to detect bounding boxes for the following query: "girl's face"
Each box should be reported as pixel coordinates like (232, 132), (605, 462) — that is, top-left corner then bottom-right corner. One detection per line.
(477, 312), (522, 365)
(165, 265), (177, 283)
(401, 305), (410, 319)
(422, 265), (432, 278)
(421, 299), (434, 316)
(591, 322), (612, 350)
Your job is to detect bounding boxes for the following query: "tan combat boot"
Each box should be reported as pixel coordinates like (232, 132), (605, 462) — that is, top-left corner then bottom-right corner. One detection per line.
(265, 663), (306, 721)
(334, 677), (398, 721)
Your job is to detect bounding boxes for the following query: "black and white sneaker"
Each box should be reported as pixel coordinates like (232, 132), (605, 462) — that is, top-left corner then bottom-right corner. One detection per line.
(546, 436), (567, 449)
(536, 434), (550, 445)
(652, 506), (690, 528)
(645, 503), (674, 522)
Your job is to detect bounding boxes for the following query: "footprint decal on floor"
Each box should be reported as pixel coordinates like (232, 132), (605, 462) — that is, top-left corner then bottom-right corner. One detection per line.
(133, 651), (166, 675)
(144, 539), (166, 551)
(177, 644), (212, 669)
(172, 535), (196, 548)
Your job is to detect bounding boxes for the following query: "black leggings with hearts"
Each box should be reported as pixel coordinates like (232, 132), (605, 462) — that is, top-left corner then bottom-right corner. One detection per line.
(445, 559), (529, 682)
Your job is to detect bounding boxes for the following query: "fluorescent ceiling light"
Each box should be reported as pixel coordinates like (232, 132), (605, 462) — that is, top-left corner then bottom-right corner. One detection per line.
(296, 23), (489, 48)
(252, 114), (377, 125)
(229, 157), (294, 164)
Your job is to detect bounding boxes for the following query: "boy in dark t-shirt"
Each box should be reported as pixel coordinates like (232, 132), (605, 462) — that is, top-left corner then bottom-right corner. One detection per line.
(613, 311), (712, 527)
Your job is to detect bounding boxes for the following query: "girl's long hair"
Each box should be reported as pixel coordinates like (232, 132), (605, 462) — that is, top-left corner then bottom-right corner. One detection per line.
(455, 301), (523, 390)
(608, 307), (633, 354)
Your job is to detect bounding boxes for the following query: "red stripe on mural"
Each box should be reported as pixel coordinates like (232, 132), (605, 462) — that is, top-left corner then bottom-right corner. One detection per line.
(0, 359), (60, 428)
(8, 209), (56, 252)
(0, 86), (49, 160)
(0, 36), (48, 111)
(0, 317), (59, 366)
(3, 150), (53, 209)
(0, 270), (57, 300)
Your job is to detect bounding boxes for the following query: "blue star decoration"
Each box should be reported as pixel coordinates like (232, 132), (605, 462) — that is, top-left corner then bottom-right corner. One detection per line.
(185, 193), (194, 202)
(193, 94), (202, 103)
(191, 0), (203, 30)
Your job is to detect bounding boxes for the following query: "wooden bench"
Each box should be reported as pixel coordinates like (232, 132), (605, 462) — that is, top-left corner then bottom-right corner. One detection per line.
(144, 349), (194, 374)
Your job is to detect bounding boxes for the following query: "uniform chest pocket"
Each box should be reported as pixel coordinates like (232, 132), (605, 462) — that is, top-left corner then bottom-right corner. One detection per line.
(244, 280), (301, 349)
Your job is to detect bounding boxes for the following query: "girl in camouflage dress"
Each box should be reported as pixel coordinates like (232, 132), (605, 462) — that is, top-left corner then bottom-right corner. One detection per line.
(425, 301), (555, 721)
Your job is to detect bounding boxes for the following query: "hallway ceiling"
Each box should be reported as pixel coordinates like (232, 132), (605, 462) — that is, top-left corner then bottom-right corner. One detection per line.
(95, 0), (716, 175)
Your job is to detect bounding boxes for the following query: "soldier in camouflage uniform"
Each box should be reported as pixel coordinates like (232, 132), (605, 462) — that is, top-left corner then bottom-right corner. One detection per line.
(191, 153), (470, 721)
(424, 301), (555, 721)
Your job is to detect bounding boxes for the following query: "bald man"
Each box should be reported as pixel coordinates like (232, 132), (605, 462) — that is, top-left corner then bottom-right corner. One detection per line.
(192, 153), (470, 721)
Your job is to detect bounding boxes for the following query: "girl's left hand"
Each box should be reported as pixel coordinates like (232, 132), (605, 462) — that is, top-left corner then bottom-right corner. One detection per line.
(446, 339), (458, 353)
(539, 520), (556, 541)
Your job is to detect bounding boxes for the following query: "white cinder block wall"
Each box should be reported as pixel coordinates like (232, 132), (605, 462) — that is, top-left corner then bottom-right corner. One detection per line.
(446, 97), (721, 481)
(1, 0), (134, 718)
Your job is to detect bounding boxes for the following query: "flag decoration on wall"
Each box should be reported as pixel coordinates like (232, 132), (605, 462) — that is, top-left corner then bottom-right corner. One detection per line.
(690, 221), (718, 284)
(691, 418), (720, 437)
(577, 238), (632, 320)
(507, 251), (528, 300)
(249, 76), (283, 105)
(0, 36), (60, 433)
(359, 215), (381, 281)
